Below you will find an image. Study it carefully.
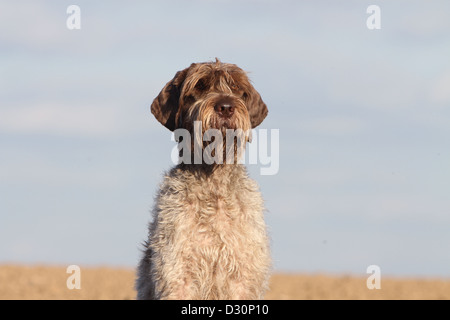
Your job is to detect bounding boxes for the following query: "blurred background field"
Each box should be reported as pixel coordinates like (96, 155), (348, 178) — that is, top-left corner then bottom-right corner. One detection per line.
(1, 265), (449, 300)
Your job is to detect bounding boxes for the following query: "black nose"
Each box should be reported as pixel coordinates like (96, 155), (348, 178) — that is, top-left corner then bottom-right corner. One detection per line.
(214, 103), (235, 118)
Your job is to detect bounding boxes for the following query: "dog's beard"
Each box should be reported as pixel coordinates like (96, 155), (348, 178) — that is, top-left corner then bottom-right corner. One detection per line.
(185, 95), (251, 165)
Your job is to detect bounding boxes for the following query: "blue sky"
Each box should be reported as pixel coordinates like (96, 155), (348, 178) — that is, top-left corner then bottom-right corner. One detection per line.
(1, 0), (449, 278)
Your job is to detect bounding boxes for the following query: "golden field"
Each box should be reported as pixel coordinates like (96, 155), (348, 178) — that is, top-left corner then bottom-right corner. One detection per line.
(0, 265), (449, 300)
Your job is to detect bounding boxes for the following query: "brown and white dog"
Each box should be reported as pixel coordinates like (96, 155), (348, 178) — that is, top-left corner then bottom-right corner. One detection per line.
(136, 59), (271, 300)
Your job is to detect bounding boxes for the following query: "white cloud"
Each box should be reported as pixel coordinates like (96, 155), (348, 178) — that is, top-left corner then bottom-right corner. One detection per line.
(0, 2), (65, 48)
(430, 72), (450, 105)
(0, 153), (126, 188)
(271, 190), (450, 224)
(394, 2), (450, 39)
(0, 102), (141, 137)
(0, 2), (143, 55)
(298, 116), (365, 136)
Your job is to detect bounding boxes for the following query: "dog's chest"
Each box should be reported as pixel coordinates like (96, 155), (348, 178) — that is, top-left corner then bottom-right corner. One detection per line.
(163, 166), (265, 251)
(179, 185), (262, 278)
(150, 165), (269, 298)
(186, 182), (249, 246)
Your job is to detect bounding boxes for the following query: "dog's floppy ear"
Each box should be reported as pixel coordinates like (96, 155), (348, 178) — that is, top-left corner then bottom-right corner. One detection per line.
(151, 67), (190, 131)
(246, 85), (268, 128)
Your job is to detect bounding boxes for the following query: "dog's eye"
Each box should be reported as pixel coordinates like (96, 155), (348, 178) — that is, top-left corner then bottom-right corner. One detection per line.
(231, 83), (240, 91)
(195, 79), (207, 91)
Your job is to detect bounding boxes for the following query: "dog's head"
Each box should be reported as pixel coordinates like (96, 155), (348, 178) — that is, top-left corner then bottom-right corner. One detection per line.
(151, 58), (268, 134)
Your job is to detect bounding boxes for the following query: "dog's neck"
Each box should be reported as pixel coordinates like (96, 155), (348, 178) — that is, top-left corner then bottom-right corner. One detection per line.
(177, 163), (246, 181)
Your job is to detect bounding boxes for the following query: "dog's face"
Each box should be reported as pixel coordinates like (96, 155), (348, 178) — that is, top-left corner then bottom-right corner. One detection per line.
(151, 59), (268, 135)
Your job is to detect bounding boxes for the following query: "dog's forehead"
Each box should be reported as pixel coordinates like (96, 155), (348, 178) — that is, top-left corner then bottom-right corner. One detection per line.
(186, 61), (247, 79)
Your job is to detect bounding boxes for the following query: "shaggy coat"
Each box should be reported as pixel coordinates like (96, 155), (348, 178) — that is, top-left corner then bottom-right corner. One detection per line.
(136, 59), (271, 300)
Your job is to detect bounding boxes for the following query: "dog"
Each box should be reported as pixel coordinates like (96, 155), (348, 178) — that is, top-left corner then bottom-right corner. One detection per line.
(136, 59), (271, 300)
